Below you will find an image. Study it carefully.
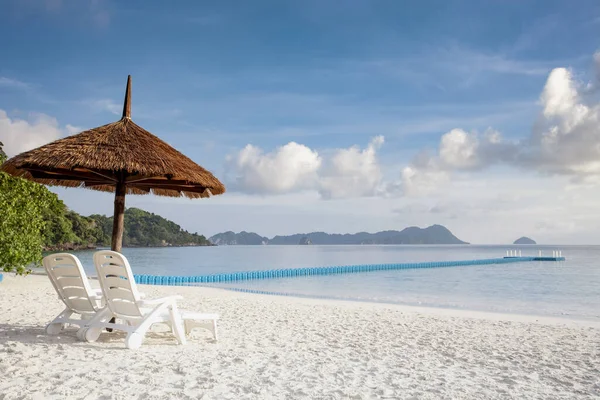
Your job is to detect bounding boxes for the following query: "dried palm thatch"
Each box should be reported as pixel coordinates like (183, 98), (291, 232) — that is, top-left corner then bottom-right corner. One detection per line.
(2, 117), (225, 198)
(1, 75), (225, 251)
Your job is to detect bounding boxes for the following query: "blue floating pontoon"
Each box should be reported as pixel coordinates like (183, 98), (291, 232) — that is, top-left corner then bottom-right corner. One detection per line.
(132, 255), (564, 286)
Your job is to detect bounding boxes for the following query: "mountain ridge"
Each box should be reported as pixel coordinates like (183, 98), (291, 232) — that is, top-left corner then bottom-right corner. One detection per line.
(209, 224), (468, 245)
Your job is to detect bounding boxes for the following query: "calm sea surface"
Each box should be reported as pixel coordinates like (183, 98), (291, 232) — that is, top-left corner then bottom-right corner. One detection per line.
(66, 245), (600, 321)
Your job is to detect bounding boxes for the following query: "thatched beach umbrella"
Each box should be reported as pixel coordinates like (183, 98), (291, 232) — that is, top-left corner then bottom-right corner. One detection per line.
(1, 76), (225, 252)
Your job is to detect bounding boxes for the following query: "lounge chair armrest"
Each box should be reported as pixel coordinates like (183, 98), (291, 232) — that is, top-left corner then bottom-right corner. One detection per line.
(138, 295), (183, 306)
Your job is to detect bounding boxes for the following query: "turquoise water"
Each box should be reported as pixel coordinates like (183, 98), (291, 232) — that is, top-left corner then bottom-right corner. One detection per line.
(63, 245), (600, 320)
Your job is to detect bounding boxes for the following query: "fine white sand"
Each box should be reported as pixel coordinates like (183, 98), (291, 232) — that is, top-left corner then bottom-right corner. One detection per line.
(1, 273), (599, 400)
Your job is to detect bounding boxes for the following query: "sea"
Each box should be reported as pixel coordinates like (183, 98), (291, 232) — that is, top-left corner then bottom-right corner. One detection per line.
(66, 245), (600, 321)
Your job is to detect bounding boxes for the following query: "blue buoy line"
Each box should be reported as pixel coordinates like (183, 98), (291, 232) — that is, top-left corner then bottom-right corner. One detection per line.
(132, 256), (565, 286)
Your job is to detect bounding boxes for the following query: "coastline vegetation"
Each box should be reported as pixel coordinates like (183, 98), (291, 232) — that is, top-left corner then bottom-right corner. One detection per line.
(0, 142), (211, 275)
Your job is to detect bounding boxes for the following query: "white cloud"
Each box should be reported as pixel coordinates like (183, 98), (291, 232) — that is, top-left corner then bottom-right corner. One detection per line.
(401, 53), (600, 195)
(226, 53), (600, 200)
(360, 45), (555, 91)
(53, 165), (600, 244)
(226, 142), (321, 194)
(0, 77), (30, 89)
(226, 137), (387, 198)
(400, 166), (448, 197)
(65, 124), (82, 135)
(539, 68), (581, 119)
(439, 128), (480, 169)
(0, 110), (71, 157)
(438, 128), (517, 170)
(399, 151), (449, 197)
(442, 46), (551, 77)
(526, 66), (600, 175)
(319, 136), (384, 198)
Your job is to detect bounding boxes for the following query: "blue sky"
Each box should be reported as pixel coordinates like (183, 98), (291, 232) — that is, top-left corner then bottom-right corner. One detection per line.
(1, 0), (600, 244)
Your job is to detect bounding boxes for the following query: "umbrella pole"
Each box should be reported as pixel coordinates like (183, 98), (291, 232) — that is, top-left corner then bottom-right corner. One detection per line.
(111, 180), (126, 252)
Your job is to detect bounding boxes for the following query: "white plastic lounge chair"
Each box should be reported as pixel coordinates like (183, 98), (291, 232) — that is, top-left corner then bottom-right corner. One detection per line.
(42, 253), (104, 337)
(79, 250), (218, 349)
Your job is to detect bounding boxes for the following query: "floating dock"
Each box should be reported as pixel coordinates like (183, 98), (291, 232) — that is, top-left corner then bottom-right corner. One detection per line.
(133, 255), (565, 286)
(504, 256), (565, 261)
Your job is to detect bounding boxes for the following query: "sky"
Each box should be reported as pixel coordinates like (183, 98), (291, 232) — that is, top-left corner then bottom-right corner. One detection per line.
(1, 0), (600, 244)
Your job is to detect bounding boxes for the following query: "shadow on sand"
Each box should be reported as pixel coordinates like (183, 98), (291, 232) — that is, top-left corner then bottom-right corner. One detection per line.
(0, 323), (212, 349)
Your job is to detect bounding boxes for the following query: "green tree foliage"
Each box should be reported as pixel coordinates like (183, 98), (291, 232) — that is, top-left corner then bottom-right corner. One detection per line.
(0, 141), (6, 164)
(0, 143), (66, 274)
(91, 208), (211, 247)
(41, 202), (78, 246)
(66, 211), (110, 246)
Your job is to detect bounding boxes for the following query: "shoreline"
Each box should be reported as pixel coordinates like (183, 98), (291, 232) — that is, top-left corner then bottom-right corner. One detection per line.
(2, 274), (599, 399)
(21, 269), (600, 327)
(208, 285), (600, 328)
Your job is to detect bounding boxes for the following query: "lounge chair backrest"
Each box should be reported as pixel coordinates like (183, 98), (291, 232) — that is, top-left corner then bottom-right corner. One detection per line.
(43, 253), (99, 315)
(93, 250), (143, 319)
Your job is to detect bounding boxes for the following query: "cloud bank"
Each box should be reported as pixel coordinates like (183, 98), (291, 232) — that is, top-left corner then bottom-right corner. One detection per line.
(227, 52), (600, 199)
(226, 142), (322, 194)
(226, 136), (386, 199)
(399, 52), (600, 194)
(319, 136), (385, 199)
(0, 110), (79, 157)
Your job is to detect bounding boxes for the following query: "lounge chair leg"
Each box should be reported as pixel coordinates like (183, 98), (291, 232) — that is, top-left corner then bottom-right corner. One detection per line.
(125, 332), (144, 350)
(212, 320), (218, 341)
(45, 308), (73, 335)
(169, 304), (187, 345)
(84, 326), (103, 342)
(76, 328), (86, 341)
(45, 323), (65, 335)
(77, 308), (113, 341)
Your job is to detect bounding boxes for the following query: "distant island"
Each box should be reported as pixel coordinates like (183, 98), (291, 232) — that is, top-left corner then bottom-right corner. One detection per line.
(207, 231), (269, 246)
(45, 207), (212, 251)
(209, 224), (468, 245)
(513, 237), (536, 245)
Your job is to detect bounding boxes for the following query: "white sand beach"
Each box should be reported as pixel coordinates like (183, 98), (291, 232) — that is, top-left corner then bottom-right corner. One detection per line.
(1, 273), (599, 400)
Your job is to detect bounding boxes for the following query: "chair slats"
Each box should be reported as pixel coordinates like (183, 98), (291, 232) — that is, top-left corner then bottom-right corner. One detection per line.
(46, 256), (73, 267)
(67, 297), (96, 313)
(103, 276), (132, 290)
(61, 286), (89, 299)
(105, 287), (135, 302)
(43, 253), (102, 326)
(55, 276), (85, 288)
(97, 265), (127, 278)
(110, 299), (142, 318)
(52, 266), (81, 277)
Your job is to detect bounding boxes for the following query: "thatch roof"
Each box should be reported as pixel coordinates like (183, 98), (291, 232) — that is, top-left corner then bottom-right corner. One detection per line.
(1, 76), (225, 199)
